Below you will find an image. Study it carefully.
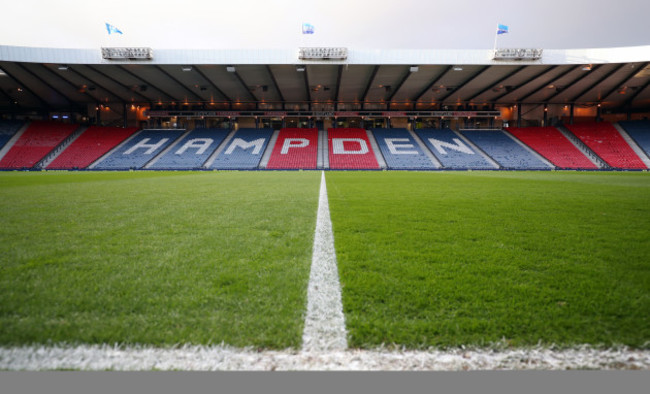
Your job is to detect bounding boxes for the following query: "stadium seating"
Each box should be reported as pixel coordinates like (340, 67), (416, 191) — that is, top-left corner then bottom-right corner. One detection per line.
(209, 128), (273, 169)
(328, 128), (380, 169)
(459, 130), (552, 169)
(266, 128), (318, 169)
(371, 128), (436, 169)
(564, 122), (646, 169)
(148, 128), (230, 169)
(0, 121), (79, 169)
(506, 127), (597, 169)
(0, 120), (24, 150)
(93, 129), (185, 169)
(47, 126), (139, 169)
(619, 120), (650, 158)
(415, 128), (495, 169)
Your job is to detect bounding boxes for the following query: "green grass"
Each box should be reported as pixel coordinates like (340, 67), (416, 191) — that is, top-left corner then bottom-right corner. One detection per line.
(0, 171), (321, 348)
(327, 171), (650, 349)
(2, 170), (650, 351)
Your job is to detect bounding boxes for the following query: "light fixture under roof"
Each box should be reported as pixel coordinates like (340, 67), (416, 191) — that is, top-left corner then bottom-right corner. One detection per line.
(57, 65), (69, 71)
(453, 66), (463, 71)
(0, 67), (6, 76)
(582, 64), (592, 71)
(296, 65), (306, 72)
(226, 65), (236, 72)
(409, 65), (419, 72)
(181, 65), (192, 72)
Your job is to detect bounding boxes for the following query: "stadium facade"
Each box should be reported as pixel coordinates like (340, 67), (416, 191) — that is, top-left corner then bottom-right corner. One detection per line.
(1, 44), (649, 170)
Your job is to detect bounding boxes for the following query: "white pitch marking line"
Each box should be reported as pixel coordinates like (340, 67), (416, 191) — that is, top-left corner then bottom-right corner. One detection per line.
(301, 171), (348, 352)
(2, 345), (649, 371)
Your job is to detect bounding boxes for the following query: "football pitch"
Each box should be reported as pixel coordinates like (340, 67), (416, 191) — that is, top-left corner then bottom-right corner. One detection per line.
(1, 170), (649, 351)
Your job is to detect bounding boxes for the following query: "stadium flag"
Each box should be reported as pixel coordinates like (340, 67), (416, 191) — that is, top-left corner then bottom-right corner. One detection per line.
(105, 23), (123, 35)
(497, 24), (509, 35)
(302, 23), (314, 34)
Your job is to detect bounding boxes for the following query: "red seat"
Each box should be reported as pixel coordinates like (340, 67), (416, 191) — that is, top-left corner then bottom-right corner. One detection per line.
(47, 126), (138, 169)
(507, 127), (597, 169)
(266, 128), (318, 169)
(565, 122), (646, 169)
(0, 121), (78, 169)
(328, 128), (380, 169)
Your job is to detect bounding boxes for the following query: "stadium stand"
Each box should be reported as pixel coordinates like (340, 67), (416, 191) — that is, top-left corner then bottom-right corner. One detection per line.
(459, 129), (552, 169)
(0, 120), (24, 151)
(506, 127), (597, 169)
(46, 126), (139, 169)
(328, 128), (380, 169)
(148, 128), (229, 169)
(415, 128), (496, 169)
(209, 128), (273, 169)
(564, 122), (646, 169)
(266, 128), (318, 169)
(619, 120), (650, 158)
(371, 128), (436, 169)
(0, 121), (79, 169)
(92, 129), (185, 169)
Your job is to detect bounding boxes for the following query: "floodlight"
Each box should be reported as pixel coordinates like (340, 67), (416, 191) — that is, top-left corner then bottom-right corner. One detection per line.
(298, 47), (348, 60)
(102, 47), (153, 60)
(226, 66), (236, 72)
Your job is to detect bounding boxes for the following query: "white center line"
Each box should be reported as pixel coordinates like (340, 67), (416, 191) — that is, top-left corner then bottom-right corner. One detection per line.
(301, 171), (348, 352)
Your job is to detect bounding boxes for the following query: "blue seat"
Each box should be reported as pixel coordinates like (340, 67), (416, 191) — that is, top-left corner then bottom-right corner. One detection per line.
(94, 129), (185, 169)
(415, 129), (495, 169)
(619, 120), (650, 158)
(0, 120), (24, 150)
(371, 128), (436, 169)
(149, 128), (229, 169)
(459, 130), (551, 169)
(209, 128), (273, 169)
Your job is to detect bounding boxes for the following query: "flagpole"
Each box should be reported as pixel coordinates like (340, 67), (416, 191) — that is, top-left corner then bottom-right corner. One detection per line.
(493, 24), (499, 56)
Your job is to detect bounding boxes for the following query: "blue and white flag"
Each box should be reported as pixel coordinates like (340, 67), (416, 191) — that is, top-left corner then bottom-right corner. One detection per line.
(497, 24), (509, 35)
(302, 23), (314, 34)
(105, 23), (123, 35)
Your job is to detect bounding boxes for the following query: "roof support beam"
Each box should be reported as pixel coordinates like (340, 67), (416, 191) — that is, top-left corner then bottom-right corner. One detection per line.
(624, 77), (650, 106)
(38, 64), (110, 105)
(387, 66), (414, 102)
(0, 64), (51, 110)
(569, 64), (628, 103)
(265, 65), (285, 105)
(600, 62), (650, 103)
(466, 66), (526, 102)
(490, 65), (558, 102)
(14, 63), (75, 107)
(536, 65), (603, 104)
(67, 66), (129, 104)
(230, 69), (258, 102)
(515, 65), (581, 103)
(334, 65), (343, 107)
(438, 66), (490, 104)
(192, 66), (232, 103)
(412, 66), (453, 103)
(155, 65), (204, 102)
(303, 66), (312, 105)
(361, 65), (380, 104)
(85, 65), (152, 104)
(117, 65), (179, 102)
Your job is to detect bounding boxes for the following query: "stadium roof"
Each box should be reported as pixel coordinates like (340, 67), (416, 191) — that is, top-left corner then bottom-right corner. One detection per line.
(1, 45), (650, 114)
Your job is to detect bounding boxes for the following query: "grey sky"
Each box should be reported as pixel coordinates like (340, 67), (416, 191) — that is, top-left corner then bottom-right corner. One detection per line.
(1, 0), (649, 50)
